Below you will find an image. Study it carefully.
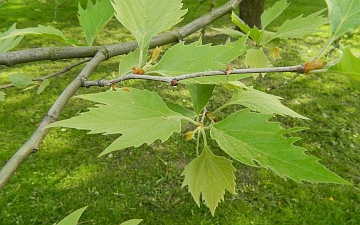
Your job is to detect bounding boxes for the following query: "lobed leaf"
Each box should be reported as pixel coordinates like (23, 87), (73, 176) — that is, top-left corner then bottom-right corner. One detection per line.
(210, 109), (350, 184)
(148, 40), (230, 76)
(245, 48), (270, 69)
(47, 88), (185, 156)
(261, 0), (289, 29)
(215, 35), (248, 64)
(326, 0), (360, 37)
(8, 73), (36, 88)
(78, 0), (114, 46)
(57, 206), (88, 225)
(181, 146), (236, 216)
(222, 81), (308, 119)
(111, 0), (187, 50)
(328, 46), (360, 82)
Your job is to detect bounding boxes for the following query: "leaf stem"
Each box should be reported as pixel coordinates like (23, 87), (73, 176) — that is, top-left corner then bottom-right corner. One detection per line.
(316, 35), (335, 59)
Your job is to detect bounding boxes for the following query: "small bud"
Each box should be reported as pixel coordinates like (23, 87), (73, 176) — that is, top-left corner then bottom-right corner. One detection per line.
(151, 46), (161, 63)
(171, 79), (178, 86)
(303, 58), (326, 74)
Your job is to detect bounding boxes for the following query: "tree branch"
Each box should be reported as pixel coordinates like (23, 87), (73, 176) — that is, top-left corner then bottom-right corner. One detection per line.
(0, 0), (242, 66)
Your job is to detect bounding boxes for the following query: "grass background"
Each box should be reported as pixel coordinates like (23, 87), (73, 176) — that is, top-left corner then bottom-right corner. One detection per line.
(1, 0), (360, 224)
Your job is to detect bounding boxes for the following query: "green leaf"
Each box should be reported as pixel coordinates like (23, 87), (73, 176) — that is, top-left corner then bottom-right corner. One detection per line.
(180, 74), (252, 85)
(181, 146), (236, 216)
(119, 47), (148, 76)
(0, 24), (67, 43)
(231, 12), (264, 44)
(57, 206), (87, 225)
(78, 0), (114, 46)
(111, 0), (187, 50)
(0, 24), (24, 52)
(212, 27), (244, 39)
(328, 46), (360, 81)
(37, 79), (50, 94)
(8, 73), (36, 88)
(268, 9), (328, 43)
(148, 40), (229, 76)
(210, 110), (350, 184)
(261, 0), (289, 29)
(187, 84), (216, 114)
(245, 48), (271, 69)
(120, 219), (143, 225)
(326, 0), (360, 37)
(46, 89), (185, 156)
(0, 91), (5, 101)
(166, 102), (196, 118)
(221, 81), (308, 119)
(216, 35), (248, 64)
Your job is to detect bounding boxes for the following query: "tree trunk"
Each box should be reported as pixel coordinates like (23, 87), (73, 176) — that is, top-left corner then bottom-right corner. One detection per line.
(239, 0), (266, 29)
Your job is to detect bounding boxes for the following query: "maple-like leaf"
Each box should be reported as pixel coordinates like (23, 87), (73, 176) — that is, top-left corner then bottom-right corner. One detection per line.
(221, 81), (308, 119)
(326, 0), (360, 37)
(148, 40), (230, 76)
(261, 0), (289, 29)
(210, 109), (350, 184)
(47, 89), (185, 156)
(245, 48), (271, 69)
(111, 0), (187, 50)
(328, 46), (360, 82)
(78, 0), (114, 46)
(181, 146), (236, 216)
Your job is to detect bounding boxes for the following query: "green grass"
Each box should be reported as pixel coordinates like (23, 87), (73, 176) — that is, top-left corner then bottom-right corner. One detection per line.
(1, 0), (360, 224)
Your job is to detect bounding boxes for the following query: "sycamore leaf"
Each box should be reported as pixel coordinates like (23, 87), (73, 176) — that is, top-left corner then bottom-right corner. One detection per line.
(37, 79), (50, 94)
(148, 41), (230, 76)
(8, 73), (36, 88)
(231, 12), (264, 44)
(326, 0), (360, 37)
(57, 206), (87, 225)
(0, 91), (5, 101)
(261, 0), (290, 29)
(216, 35), (248, 64)
(0, 24), (67, 43)
(212, 27), (244, 39)
(165, 102), (197, 118)
(268, 9), (328, 43)
(245, 48), (271, 69)
(0, 24), (23, 52)
(120, 219), (143, 225)
(187, 84), (216, 114)
(210, 110), (350, 184)
(111, 0), (187, 50)
(221, 81), (308, 119)
(47, 89), (185, 156)
(181, 146), (236, 216)
(78, 0), (114, 46)
(328, 46), (360, 81)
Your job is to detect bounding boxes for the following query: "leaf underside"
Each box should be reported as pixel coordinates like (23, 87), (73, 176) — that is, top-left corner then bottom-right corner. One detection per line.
(211, 109), (350, 184)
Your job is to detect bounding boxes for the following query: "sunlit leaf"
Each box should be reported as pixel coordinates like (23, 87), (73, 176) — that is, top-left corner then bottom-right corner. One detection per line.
(120, 219), (143, 225)
(261, 0), (289, 29)
(119, 47), (148, 77)
(216, 35), (248, 64)
(57, 206), (87, 225)
(181, 146), (236, 215)
(188, 84), (215, 114)
(8, 73), (36, 88)
(47, 89), (185, 156)
(328, 46), (360, 81)
(111, 0), (187, 50)
(267, 9), (328, 43)
(0, 24), (23, 52)
(37, 79), (50, 94)
(78, 0), (114, 46)
(222, 81), (308, 119)
(148, 40), (230, 76)
(211, 110), (350, 184)
(245, 48), (271, 69)
(326, 0), (360, 37)
(211, 27), (244, 39)
(232, 12), (264, 44)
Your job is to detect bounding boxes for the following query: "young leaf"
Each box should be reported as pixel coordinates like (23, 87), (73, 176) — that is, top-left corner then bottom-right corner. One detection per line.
(261, 0), (290, 29)
(148, 41), (230, 76)
(245, 48), (271, 69)
(0, 24), (23, 52)
(221, 81), (308, 119)
(216, 35), (248, 64)
(328, 46), (360, 82)
(46, 89), (185, 156)
(37, 79), (50, 94)
(166, 102), (197, 118)
(111, 0), (187, 50)
(8, 73), (36, 88)
(326, 0), (360, 37)
(210, 109), (350, 184)
(0, 25), (67, 43)
(120, 219), (143, 225)
(187, 84), (216, 114)
(78, 0), (114, 46)
(212, 27), (244, 39)
(181, 146), (236, 216)
(267, 9), (328, 43)
(231, 12), (264, 44)
(57, 206), (88, 225)
(0, 91), (5, 101)
(119, 48), (148, 77)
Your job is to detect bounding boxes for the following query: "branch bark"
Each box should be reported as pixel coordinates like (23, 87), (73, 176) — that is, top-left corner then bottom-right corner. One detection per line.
(0, 0), (242, 66)
(0, 0), (243, 190)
